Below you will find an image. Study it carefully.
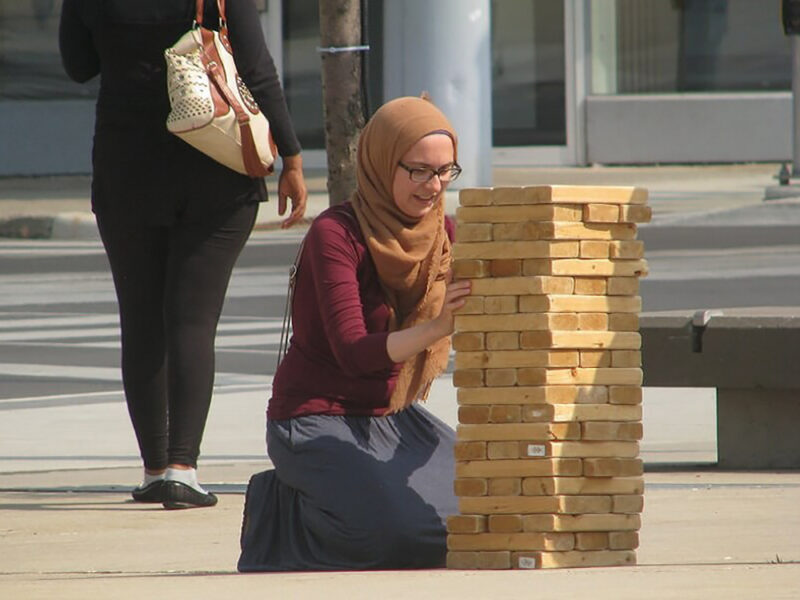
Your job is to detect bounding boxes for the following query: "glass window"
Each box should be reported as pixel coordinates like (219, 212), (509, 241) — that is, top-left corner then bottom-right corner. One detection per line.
(491, 0), (566, 146)
(282, 0), (383, 149)
(0, 0), (97, 99)
(591, 0), (792, 94)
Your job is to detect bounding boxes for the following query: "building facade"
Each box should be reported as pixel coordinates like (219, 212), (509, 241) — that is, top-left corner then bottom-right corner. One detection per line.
(0, 0), (793, 176)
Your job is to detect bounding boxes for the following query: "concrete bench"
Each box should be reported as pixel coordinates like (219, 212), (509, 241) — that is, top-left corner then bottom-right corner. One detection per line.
(641, 308), (800, 469)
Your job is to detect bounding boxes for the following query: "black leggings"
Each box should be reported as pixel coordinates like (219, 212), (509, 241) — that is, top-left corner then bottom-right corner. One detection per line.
(96, 203), (258, 470)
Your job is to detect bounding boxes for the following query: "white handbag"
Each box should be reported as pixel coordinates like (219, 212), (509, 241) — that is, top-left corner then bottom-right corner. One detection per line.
(164, 0), (276, 177)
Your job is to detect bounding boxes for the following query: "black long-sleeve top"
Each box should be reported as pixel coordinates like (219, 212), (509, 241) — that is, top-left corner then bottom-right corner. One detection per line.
(59, 0), (301, 224)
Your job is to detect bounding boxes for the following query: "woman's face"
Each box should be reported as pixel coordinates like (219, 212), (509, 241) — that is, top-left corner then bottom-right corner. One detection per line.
(391, 133), (455, 220)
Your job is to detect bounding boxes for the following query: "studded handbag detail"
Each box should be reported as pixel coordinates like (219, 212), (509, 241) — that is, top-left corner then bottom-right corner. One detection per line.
(165, 0), (276, 177)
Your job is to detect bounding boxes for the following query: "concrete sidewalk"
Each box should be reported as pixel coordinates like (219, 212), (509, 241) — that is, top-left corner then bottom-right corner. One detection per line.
(2, 163), (800, 598)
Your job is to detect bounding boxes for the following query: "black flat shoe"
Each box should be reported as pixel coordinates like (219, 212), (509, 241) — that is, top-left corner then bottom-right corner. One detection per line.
(162, 480), (218, 510)
(131, 480), (165, 503)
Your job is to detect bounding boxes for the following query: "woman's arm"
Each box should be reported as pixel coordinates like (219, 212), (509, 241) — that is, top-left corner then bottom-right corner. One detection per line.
(385, 278), (471, 363)
(59, 0), (100, 83)
(304, 216), (398, 377)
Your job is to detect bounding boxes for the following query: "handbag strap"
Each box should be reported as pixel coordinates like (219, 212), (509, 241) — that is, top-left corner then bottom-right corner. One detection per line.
(277, 238), (306, 369)
(195, 0), (227, 28)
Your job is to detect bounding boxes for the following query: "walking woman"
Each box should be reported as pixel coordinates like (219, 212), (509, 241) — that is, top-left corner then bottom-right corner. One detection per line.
(59, 0), (307, 509)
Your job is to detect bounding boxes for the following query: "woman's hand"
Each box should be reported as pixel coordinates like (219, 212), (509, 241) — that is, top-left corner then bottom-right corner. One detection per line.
(432, 277), (472, 337)
(384, 276), (471, 364)
(277, 154), (308, 229)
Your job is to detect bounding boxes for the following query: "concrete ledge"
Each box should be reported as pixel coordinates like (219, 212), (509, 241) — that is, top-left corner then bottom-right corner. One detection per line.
(642, 307), (800, 469)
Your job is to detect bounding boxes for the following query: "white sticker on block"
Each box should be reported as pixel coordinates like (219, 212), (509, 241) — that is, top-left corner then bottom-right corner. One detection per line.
(527, 444), (546, 457)
(518, 556), (537, 569)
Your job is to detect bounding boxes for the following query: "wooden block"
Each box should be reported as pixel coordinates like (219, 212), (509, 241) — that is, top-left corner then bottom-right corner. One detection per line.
(456, 495), (556, 517)
(455, 296), (485, 315)
(488, 441), (520, 460)
(550, 313), (579, 330)
(454, 441), (487, 461)
(580, 350), (611, 367)
(578, 313), (609, 331)
(575, 532), (609, 550)
(476, 551), (512, 569)
(453, 240), (579, 260)
(579, 240), (611, 259)
(559, 495), (614, 514)
(456, 313), (547, 333)
(581, 422), (643, 441)
(446, 551), (479, 569)
(548, 441), (640, 458)
(488, 478), (522, 496)
(455, 458), (583, 478)
(583, 204), (620, 223)
(489, 260), (522, 278)
(490, 186), (540, 206)
(609, 313), (640, 331)
(522, 476), (644, 496)
(609, 386), (643, 405)
(609, 531), (640, 550)
(520, 478), (556, 496)
(457, 422), (579, 442)
(490, 405), (522, 423)
(455, 350), (579, 369)
(544, 368), (643, 386)
(520, 331), (642, 350)
(522, 513), (641, 532)
(553, 404), (642, 422)
(459, 187), (493, 207)
(611, 350), (641, 367)
(452, 332), (485, 351)
(456, 385), (608, 406)
(485, 368), (517, 387)
(543, 185), (647, 205)
(518, 294), (641, 315)
(457, 205), (585, 224)
(452, 369), (484, 387)
(458, 405), (490, 424)
(455, 222), (493, 242)
(448, 531), (575, 552)
(521, 404), (555, 422)
(452, 259), (490, 279)
(545, 259), (648, 278)
(488, 514), (524, 533)
(453, 477), (488, 497)
(492, 222), (536, 241)
(609, 240), (645, 259)
(619, 204), (652, 223)
(447, 514), (487, 534)
(536, 222), (638, 241)
(612, 494), (645, 513)
(537, 550), (636, 569)
(583, 458), (643, 477)
(607, 276), (639, 296)
(469, 276), (574, 296)
(512, 552), (542, 569)
(486, 331), (519, 350)
(574, 277), (607, 295)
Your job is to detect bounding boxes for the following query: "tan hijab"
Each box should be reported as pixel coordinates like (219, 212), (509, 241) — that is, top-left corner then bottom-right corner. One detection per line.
(350, 96), (456, 413)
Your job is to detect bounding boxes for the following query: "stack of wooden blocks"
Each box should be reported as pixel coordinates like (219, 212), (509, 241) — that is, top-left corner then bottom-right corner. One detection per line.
(447, 185), (651, 570)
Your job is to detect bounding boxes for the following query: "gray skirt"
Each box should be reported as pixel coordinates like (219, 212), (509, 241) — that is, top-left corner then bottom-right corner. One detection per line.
(237, 404), (457, 571)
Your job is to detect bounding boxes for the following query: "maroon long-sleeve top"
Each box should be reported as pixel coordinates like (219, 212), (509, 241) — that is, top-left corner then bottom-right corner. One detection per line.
(268, 202), (454, 420)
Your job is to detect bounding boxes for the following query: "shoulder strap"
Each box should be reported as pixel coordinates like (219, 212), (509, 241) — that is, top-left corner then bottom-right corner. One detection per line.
(276, 237), (307, 368)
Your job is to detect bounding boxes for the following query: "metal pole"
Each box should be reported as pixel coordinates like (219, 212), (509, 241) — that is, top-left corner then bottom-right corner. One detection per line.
(793, 36), (800, 177)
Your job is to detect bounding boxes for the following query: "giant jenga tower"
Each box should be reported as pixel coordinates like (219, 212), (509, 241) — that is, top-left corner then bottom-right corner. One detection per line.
(447, 185), (651, 570)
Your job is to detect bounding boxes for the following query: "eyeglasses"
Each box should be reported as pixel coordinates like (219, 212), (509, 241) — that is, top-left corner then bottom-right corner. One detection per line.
(398, 161), (462, 184)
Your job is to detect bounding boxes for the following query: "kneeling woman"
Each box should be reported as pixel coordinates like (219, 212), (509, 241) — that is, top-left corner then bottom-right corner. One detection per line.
(238, 96), (471, 571)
